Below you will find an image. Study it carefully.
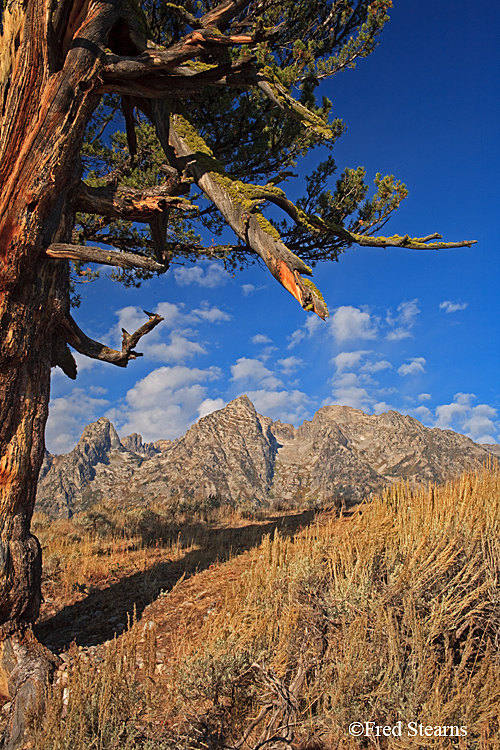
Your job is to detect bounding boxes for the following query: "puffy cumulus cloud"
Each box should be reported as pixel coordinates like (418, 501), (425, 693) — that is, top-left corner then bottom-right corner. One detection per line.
(462, 413), (498, 443)
(191, 303), (231, 323)
(245, 389), (311, 424)
(386, 299), (420, 341)
(418, 393), (432, 401)
(287, 315), (322, 349)
(433, 394), (499, 443)
(328, 372), (374, 412)
(107, 301), (231, 365)
(251, 333), (272, 345)
(107, 365), (222, 442)
(440, 300), (468, 313)
(434, 401), (469, 428)
(373, 401), (393, 414)
(144, 333), (207, 363)
(453, 392), (476, 406)
(413, 405), (434, 423)
(277, 356), (303, 375)
(198, 397), (225, 420)
(329, 306), (378, 344)
(398, 357), (426, 376)
(231, 357), (283, 389)
(173, 263), (229, 288)
(46, 389), (109, 454)
(333, 350), (370, 372)
(361, 359), (392, 374)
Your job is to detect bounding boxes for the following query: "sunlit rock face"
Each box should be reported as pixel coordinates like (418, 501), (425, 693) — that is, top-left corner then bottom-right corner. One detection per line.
(37, 397), (494, 517)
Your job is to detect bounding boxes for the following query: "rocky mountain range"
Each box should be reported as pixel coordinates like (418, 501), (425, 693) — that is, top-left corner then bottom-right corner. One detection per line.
(36, 395), (498, 517)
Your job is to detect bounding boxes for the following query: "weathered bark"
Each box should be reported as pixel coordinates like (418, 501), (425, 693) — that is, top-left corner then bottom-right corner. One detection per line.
(46, 243), (166, 273)
(74, 181), (192, 221)
(165, 115), (329, 318)
(0, 1), (121, 745)
(0, 631), (59, 750)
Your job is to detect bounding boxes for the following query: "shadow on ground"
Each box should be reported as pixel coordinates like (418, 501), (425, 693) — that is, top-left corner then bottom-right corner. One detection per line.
(34, 510), (315, 651)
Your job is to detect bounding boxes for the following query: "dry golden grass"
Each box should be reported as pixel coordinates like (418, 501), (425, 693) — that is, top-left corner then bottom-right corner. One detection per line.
(28, 461), (500, 749)
(33, 499), (314, 642)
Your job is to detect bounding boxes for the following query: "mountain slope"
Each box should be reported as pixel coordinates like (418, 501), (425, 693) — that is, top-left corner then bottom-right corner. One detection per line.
(37, 396), (495, 516)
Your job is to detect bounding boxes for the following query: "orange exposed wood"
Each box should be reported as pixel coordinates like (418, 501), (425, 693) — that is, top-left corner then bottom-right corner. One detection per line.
(278, 260), (303, 306)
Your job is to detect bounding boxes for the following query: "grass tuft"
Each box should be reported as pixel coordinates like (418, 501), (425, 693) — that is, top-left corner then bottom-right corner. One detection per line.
(28, 461), (500, 748)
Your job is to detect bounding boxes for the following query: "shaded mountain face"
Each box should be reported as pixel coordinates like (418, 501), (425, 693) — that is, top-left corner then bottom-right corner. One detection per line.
(37, 396), (495, 517)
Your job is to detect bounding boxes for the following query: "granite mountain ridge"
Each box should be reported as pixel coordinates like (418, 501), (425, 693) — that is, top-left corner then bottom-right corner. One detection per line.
(37, 395), (497, 517)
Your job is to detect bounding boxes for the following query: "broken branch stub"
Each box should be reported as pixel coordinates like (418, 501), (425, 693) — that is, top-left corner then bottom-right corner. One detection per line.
(61, 311), (164, 368)
(166, 115), (329, 318)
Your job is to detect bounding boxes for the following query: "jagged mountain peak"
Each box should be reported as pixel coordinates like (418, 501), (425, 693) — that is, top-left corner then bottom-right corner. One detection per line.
(37, 397), (495, 517)
(77, 417), (122, 453)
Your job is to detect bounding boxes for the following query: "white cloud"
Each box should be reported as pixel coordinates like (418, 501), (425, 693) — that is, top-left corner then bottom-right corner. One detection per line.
(246, 389), (310, 424)
(277, 356), (303, 375)
(386, 299), (420, 341)
(413, 405), (434, 422)
(198, 397), (225, 420)
(329, 306), (378, 343)
(46, 389), (109, 454)
(191, 303), (231, 323)
(398, 357), (426, 376)
(251, 333), (272, 345)
(153, 301), (183, 326)
(373, 401), (392, 414)
(454, 392), (475, 406)
(107, 365), (222, 442)
(361, 359), (392, 373)
(258, 346), (278, 362)
(106, 302), (231, 366)
(242, 283), (267, 296)
(287, 315), (323, 349)
(418, 393), (432, 401)
(333, 350), (370, 372)
(144, 333), (207, 363)
(434, 401), (469, 428)
(440, 300), (468, 313)
(72, 352), (100, 373)
(329, 372), (373, 412)
(432, 394), (499, 443)
(231, 357), (283, 389)
(173, 263), (229, 288)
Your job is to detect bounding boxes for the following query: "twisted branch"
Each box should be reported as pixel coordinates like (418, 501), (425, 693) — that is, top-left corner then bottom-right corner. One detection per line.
(46, 244), (166, 273)
(60, 311), (164, 368)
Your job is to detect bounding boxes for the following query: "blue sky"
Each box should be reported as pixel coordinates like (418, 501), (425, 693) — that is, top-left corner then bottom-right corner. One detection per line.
(47, 0), (500, 453)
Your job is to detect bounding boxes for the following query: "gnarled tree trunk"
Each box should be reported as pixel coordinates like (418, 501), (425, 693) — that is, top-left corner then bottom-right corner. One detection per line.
(0, 1), (115, 744)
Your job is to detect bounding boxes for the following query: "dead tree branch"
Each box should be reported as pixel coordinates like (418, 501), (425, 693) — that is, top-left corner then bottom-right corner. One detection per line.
(46, 244), (166, 273)
(74, 182), (193, 221)
(60, 311), (164, 367)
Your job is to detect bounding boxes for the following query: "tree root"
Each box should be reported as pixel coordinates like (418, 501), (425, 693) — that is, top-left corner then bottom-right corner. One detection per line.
(0, 630), (59, 750)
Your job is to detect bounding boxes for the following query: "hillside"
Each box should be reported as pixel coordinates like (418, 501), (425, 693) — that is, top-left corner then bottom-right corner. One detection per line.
(28, 463), (500, 749)
(37, 395), (495, 517)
